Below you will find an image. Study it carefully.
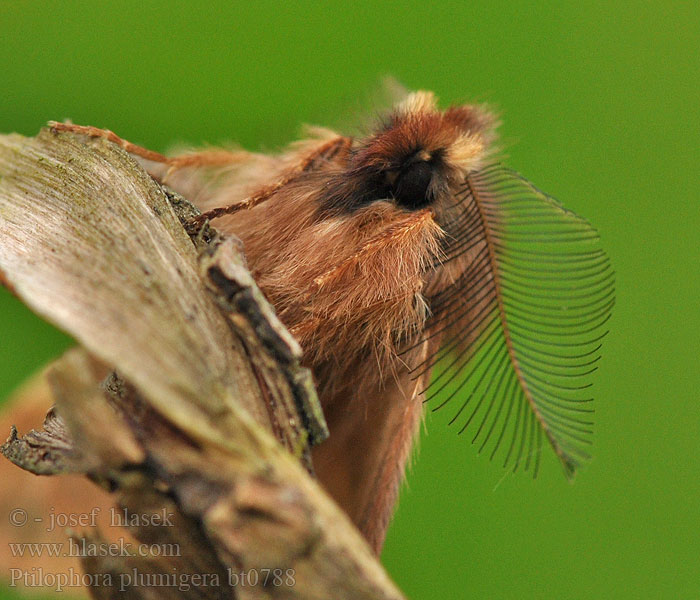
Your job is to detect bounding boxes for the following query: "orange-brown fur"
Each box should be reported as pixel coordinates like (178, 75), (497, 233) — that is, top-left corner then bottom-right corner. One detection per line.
(156, 92), (496, 552)
(49, 91), (497, 553)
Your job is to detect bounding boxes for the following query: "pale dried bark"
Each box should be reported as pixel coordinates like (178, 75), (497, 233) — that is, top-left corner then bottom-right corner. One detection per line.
(0, 129), (405, 600)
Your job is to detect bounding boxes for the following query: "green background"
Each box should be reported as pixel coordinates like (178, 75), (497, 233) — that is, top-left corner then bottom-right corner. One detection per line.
(0, 2), (698, 598)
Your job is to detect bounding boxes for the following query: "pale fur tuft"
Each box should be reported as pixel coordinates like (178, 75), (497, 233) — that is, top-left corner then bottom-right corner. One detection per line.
(396, 90), (438, 115)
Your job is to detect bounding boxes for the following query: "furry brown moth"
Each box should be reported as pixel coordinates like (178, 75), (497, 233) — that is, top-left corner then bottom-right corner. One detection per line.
(51, 90), (614, 553)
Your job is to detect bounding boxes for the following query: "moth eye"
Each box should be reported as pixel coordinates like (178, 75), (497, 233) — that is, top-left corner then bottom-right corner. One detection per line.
(390, 159), (434, 209)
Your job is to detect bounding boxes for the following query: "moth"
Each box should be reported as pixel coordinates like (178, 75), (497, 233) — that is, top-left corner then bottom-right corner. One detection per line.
(52, 90), (614, 553)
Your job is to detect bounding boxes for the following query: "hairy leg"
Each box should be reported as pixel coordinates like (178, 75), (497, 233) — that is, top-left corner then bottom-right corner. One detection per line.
(49, 122), (253, 175)
(188, 135), (353, 228)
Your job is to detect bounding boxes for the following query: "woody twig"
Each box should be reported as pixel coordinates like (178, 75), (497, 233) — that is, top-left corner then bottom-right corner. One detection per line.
(0, 129), (404, 600)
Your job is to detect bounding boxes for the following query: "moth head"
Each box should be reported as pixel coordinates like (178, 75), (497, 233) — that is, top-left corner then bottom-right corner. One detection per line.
(251, 93), (496, 367)
(217, 92), (498, 368)
(319, 91), (496, 216)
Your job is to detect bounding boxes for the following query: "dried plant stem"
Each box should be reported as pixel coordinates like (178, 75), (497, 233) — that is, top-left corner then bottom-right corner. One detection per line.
(0, 129), (405, 600)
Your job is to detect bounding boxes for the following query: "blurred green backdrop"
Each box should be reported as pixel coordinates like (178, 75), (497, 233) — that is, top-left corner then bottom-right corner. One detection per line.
(0, 2), (698, 599)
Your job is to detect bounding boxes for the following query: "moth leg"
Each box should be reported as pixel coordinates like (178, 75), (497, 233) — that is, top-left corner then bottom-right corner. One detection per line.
(48, 121), (261, 194)
(49, 122), (172, 165)
(162, 150), (253, 170)
(49, 122), (254, 171)
(188, 135), (353, 228)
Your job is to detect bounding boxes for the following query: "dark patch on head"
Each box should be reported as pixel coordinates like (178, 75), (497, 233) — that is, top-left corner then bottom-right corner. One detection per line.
(390, 149), (441, 209)
(318, 147), (445, 217)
